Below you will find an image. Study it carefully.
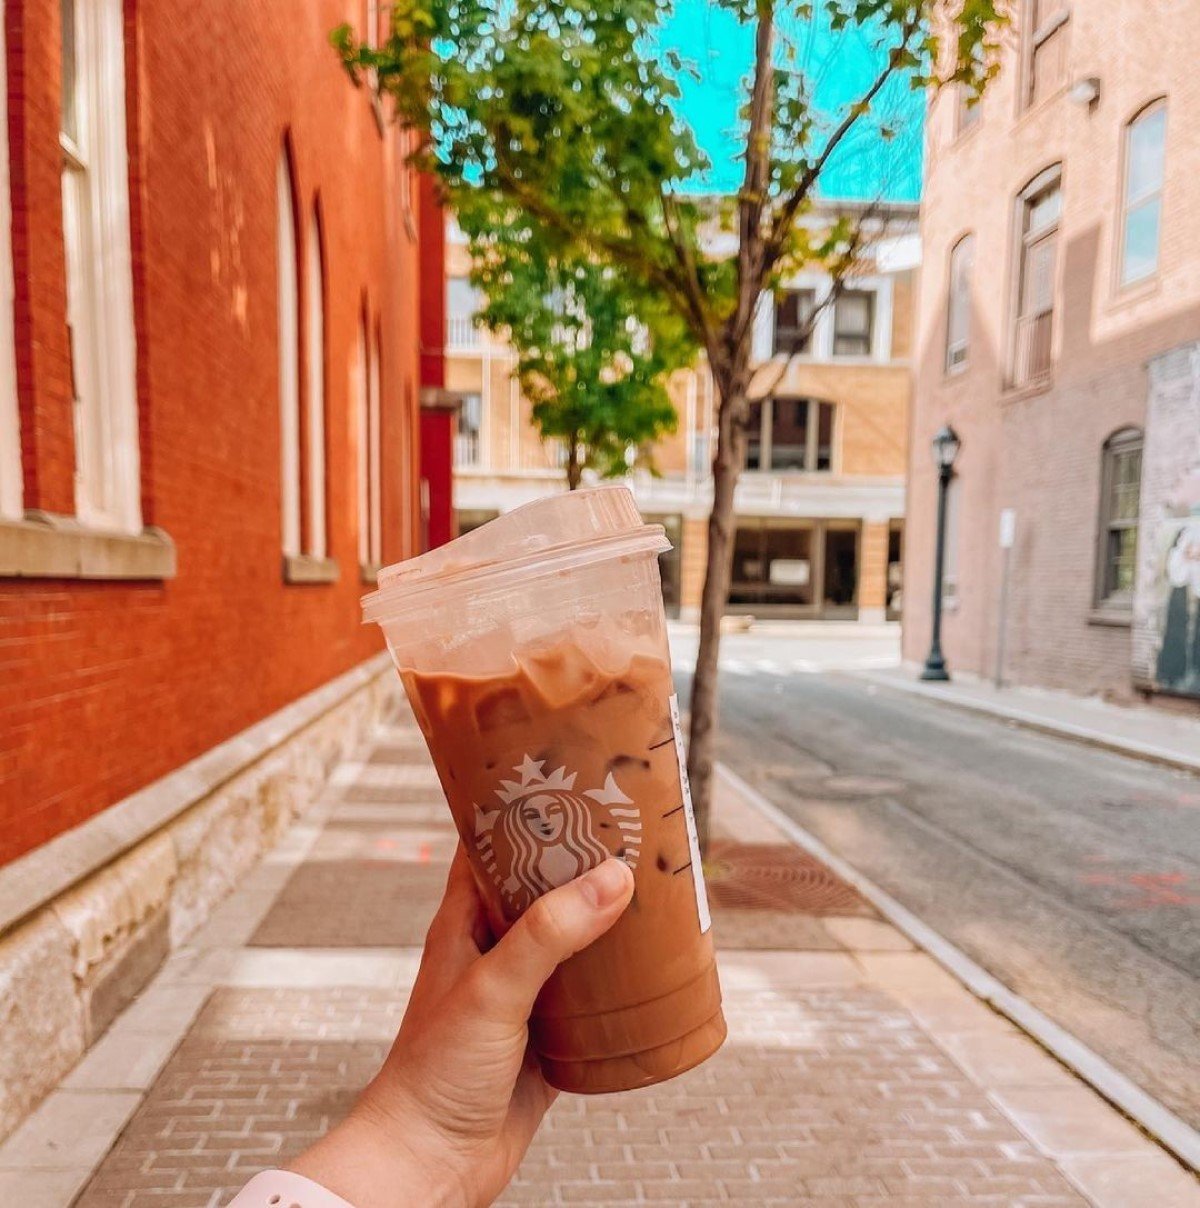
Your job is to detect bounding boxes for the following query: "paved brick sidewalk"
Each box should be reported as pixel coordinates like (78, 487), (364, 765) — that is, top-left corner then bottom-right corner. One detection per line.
(3, 705), (1197, 1207)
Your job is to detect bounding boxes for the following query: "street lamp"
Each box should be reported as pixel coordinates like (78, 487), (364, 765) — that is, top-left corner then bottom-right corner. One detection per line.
(921, 424), (961, 682)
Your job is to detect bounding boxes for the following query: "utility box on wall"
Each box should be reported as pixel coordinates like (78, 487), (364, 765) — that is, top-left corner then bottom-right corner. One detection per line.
(1133, 343), (1200, 699)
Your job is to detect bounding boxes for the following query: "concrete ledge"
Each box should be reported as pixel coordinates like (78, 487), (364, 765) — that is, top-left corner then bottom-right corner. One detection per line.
(0, 652), (396, 1144)
(283, 553), (339, 584)
(0, 652), (390, 939)
(0, 511), (175, 579)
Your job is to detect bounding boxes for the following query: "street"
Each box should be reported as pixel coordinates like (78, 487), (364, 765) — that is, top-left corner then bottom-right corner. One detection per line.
(672, 625), (1200, 1131)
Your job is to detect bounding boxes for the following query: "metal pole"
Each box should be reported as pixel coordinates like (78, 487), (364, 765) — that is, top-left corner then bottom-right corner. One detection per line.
(921, 464), (952, 681)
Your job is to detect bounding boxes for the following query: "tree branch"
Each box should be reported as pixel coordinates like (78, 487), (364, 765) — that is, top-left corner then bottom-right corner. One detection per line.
(761, 14), (922, 281)
(730, 2), (777, 365)
(658, 191), (724, 369)
(751, 209), (876, 404)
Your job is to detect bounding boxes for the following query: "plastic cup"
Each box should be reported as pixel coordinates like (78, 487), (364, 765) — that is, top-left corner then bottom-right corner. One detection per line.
(362, 486), (725, 1093)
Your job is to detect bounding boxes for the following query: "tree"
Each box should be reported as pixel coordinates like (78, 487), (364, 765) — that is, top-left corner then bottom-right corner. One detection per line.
(459, 201), (695, 490)
(336, 0), (1002, 844)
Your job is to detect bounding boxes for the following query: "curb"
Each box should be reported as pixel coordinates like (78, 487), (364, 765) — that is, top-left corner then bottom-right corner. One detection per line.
(716, 761), (1200, 1175)
(857, 671), (1200, 778)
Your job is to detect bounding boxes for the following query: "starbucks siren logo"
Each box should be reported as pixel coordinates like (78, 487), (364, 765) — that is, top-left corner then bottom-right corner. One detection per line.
(474, 755), (642, 911)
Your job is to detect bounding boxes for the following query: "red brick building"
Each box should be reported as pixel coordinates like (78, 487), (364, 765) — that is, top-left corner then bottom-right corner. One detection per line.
(906, 1), (1200, 704)
(0, 0), (447, 1138)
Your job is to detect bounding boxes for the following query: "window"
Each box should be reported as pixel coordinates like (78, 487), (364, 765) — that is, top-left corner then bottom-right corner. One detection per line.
(730, 522), (815, 608)
(1119, 103), (1167, 288)
(773, 289), (816, 355)
(455, 392), (483, 467)
(1095, 429), (1142, 610)
(1025, 0), (1070, 109)
(277, 150), (301, 557)
(946, 234), (974, 372)
(832, 290), (875, 357)
(356, 311), (382, 568)
(0, 8), (19, 522)
(60, 0), (140, 532)
(305, 211), (328, 558)
(446, 277), (481, 347)
(1012, 166), (1061, 387)
(745, 398), (835, 472)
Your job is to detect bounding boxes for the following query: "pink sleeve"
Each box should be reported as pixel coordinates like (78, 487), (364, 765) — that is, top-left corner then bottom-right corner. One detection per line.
(226, 1170), (359, 1208)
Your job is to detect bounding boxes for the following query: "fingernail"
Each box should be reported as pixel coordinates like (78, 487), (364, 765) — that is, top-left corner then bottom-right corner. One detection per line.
(578, 858), (631, 908)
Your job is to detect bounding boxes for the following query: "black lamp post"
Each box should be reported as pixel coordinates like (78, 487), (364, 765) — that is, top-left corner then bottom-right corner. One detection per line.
(921, 424), (961, 682)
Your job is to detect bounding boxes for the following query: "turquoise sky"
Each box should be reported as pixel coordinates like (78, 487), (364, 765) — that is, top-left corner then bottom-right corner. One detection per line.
(658, 0), (925, 202)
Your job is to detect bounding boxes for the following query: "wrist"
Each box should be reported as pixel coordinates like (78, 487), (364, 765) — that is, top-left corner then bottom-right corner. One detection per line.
(288, 1103), (470, 1208)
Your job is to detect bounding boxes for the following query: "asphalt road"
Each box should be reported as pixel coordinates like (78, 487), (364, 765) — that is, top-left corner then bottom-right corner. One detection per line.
(671, 627), (1200, 1130)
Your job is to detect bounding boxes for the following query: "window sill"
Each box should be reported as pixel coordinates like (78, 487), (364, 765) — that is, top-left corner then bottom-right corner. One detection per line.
(1088, 607), (1133, 629)
(1000, 375), (1054, 404)
(360, 561), (382, 586)
(0, 511), (176, 580)
(1109, 274), (1160, 313)
(283, 554), (340, 584)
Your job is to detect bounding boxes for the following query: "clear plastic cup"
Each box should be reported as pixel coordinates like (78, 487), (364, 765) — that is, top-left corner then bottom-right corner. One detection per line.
(363, 486), (725, 1093)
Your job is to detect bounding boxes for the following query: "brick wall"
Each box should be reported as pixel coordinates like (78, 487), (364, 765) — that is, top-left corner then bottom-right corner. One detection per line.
(0, 0), (433, 864)
(906, 0), (1200, 698)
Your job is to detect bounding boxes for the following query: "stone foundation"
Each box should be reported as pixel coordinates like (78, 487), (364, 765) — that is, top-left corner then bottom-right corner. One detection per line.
(0, 656), (397, 1143)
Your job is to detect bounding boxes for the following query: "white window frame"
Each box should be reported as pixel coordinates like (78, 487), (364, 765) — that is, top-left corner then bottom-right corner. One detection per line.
(356, 313), (382, 567)
(277, 151), (301, 557)
(1118, 101), (1167, 289)
(305, 213), (327, 558)
(368, 328), (382, 566)
(945, 233), (974, 373)
(0, 0), (21, 521)
(355, 316), (369, 568)
(753, 273), (893, 365)
(1010, 164), (1062, 388)
(61, 0), (140, 533)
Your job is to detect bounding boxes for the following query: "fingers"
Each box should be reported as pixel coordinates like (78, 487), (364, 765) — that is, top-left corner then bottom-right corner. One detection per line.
(411, 845), (489, 1007)
(464, 858), (634, 1028)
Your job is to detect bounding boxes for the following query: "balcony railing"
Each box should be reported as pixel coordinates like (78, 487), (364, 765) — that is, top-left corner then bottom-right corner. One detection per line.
(454, 432), (481, 467)
(446, 316), (480, 348)
(1012, 310), (1053, 387)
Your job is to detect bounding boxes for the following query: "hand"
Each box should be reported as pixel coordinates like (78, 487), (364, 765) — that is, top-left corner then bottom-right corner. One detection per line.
(287, 844), (635, 1207)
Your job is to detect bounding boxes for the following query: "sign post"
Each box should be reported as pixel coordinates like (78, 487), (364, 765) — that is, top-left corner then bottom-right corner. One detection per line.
(995, 509), (1016, 689)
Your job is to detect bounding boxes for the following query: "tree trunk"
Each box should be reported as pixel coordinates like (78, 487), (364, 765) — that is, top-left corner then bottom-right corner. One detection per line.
(566, 439), (583, 490)
(686, 377), (747, 850)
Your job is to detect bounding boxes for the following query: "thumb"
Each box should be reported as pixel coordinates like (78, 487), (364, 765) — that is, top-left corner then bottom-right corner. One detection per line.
(465, 858), (634, 1027)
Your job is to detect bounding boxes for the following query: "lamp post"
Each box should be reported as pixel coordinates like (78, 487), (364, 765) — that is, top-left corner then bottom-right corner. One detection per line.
(921, 424), (961, 682)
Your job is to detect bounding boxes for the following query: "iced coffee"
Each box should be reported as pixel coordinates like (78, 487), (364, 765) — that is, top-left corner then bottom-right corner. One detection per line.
(363, 488), (724, 1093)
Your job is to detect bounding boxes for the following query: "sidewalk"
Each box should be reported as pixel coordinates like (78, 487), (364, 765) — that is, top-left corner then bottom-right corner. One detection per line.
(863, 667), (1200, 777)
(3, 701), (1196, 1207)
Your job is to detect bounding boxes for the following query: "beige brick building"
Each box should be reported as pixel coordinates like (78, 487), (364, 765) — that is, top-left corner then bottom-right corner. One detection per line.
(906, 0), (1200, 704)
(447, 210), (919, 622)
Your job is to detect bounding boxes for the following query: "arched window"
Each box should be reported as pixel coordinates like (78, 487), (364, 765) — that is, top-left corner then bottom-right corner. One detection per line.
(61, 0), (139, 532)
(1095, 428), (1143, 611)
(276, 148), (301, 557)
(1119, 102), (1167, 288)
(305, 209), (327, 558)
(356, 306), (382, 569)
(1011, 165), (1062, 387)
(945, 234), (974, 372)
(0, 2), (20, 521)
